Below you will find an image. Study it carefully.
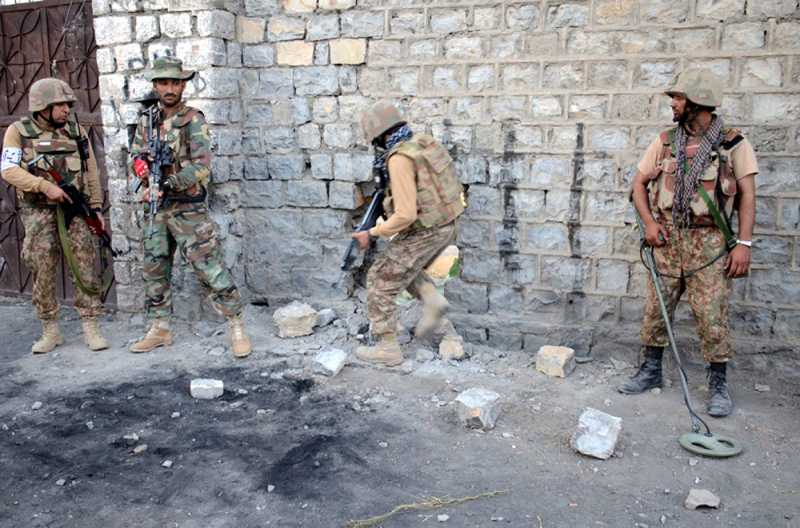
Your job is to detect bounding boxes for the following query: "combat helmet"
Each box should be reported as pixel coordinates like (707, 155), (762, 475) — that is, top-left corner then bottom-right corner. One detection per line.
(29, 78), (76, 112)
(361, 102), (406, 144)
(665, 68), (724, 107)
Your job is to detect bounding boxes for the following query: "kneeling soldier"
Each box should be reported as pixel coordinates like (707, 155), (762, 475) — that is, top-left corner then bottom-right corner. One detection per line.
(352, 103), (464, 366)
(128, 57), (251, 358)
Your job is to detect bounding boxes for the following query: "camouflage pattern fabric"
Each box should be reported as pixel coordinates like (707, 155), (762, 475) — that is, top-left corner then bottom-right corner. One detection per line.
(640, 225), (732, 363)
(142, 201), (242, 319)
(129, 104), (211, 192)
(21, 208), (103, 320)
(367, 222), (457, 338)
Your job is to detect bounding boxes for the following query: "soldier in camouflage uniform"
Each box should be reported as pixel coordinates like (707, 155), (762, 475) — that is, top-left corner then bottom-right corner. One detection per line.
(128, 57), (252, 358)
(352, 102), (465, 366)
(624, 69), (758, 417)
(1, 78), (109, 354)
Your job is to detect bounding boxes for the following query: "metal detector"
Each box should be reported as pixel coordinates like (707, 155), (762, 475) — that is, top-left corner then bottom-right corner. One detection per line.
(634, 211), (743, 458)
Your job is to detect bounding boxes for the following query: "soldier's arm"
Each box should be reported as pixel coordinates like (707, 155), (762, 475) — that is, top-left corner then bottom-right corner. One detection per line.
(128, 120), (146, 177)
(79, 126), (103, 209)
(631, 136), (669, 246)
(169, 113), (211, 192)
(369, 155), (417, 238)
(1, 125), (47, 193)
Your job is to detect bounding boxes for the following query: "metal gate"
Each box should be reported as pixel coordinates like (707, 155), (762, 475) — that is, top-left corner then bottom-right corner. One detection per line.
(0, 0), (114, 304)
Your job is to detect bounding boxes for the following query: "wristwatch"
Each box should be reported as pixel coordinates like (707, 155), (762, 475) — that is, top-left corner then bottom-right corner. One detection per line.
(736, 239), (752, 248)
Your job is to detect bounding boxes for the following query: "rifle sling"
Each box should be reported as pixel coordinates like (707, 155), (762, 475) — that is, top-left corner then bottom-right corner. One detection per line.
(56, 205), (115, 297)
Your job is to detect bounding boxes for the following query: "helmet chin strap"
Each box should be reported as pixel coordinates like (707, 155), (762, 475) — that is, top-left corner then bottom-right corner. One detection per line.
(40, 107), (67, 129)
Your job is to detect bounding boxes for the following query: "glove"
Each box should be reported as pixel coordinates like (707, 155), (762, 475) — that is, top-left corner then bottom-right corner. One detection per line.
(133, 158), (149, 179)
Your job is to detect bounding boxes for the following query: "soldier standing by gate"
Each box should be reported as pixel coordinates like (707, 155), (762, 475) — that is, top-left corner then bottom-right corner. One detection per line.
(1, 78), (109, 353)
(623, 69), (758, 417)
(128, 57), (252, 358)
(352, 102), (465, 366)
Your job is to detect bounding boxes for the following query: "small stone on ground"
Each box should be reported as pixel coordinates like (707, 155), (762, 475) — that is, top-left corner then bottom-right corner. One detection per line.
(312, 348), (348, 377)
(570, 407), (622, 460)
(684, 488), (720, 510)
(536, 346), (576, 378)
(190, 378), (224, 399)
(273, 301), (319, 338)
(455, 387), (501, 431)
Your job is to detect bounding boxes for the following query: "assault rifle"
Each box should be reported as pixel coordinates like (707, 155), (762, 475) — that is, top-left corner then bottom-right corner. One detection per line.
(341, 168), (387, 271)
(137, 105), (173, 237)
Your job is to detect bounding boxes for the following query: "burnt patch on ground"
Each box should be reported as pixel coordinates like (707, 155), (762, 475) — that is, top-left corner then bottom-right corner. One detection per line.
(0, 366), (410, 526)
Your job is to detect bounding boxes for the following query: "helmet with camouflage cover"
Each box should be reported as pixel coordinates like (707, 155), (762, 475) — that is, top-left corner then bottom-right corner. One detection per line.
(665, 68), (724, 107)
(361, 102), (406, 144)
(29, 78), (76, 112)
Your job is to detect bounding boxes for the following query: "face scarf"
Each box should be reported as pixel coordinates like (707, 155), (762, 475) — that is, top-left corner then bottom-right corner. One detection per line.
(672, 114), (724, 227)
(372, 124), (413, 180)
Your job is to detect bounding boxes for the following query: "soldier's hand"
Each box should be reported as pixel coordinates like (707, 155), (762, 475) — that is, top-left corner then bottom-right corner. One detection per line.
(142, 187), (163, 203)
(41, 181), (73, 204)
(352, 231), (371, 250)
(725, 244), (751, 278)
(644, 221), (668, 247)
(133, 158), (149, 181)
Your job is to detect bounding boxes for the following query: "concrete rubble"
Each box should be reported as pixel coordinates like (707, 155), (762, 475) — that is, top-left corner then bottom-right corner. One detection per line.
(312, 348), (348, 377)
(439, 335), (466, 361)
(273, 301), (319, 338)
(315, 308), (337, 328)
(536, 345), (576, 378)
(455, 387), (501, 431)
(684, 489), (720, 510)
(190, 378), (224, 399)
(570, 407), (622, 460)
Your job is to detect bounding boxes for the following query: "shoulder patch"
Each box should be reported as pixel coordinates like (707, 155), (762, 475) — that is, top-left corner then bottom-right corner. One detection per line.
(659, 128), (675, 145)
(173, 107), (204, 128)
(721, 128), (744, 150)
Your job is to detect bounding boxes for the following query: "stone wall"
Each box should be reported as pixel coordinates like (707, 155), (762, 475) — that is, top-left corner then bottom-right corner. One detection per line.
(92, 0), (800, 360)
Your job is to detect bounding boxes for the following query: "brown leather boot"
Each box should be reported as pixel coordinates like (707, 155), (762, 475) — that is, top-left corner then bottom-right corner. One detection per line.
(129, 319), (172, 353)
(415, 282), (449, 338)
(355, 334), (403, 366)
(31, 319), (64, 355)
(82, 318), (109, 351)
(228, 316), (252, 359)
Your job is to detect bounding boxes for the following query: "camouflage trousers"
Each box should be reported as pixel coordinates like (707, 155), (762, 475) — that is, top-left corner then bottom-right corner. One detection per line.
(143, 201), (242, 320)
(367, 221), (457, 338)
(640, 225), (732, 363)
(20, 207), (104, 321)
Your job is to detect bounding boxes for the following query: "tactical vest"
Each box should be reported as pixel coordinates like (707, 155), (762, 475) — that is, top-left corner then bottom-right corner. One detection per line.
(138, 106), (209, 191)
(13, 116), (85, 206)
(649, 127), (740, 225)
(384, 134), (465, 230)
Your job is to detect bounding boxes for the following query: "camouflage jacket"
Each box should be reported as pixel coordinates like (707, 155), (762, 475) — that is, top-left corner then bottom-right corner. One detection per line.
(129, 103), (211, 194)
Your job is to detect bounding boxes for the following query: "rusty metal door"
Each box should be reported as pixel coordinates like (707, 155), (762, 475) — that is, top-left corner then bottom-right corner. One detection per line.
(0, 0), (114, 305)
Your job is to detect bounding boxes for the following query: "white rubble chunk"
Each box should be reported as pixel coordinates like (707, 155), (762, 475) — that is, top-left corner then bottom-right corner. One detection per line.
(315, 308), (337, 327)
(536, 345), (576, 378)
(162, 460), (173, 468)
(455, 388), (501, 431)
(684, 488), (720, 510)
(313, 348), (348, 377)
(31, 401), (43, 410)
(273, 301), (319, 337)
(439, 335), (465, 361)
(570, 407), (622, 460)
(190, 378), (224, 399)
(754, 383), (770, 392)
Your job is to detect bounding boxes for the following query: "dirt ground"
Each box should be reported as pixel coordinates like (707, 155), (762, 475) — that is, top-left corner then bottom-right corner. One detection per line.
(0, 297), (798, 528)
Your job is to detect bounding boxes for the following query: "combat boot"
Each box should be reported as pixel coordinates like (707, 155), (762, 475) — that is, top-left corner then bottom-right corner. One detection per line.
(618, 346), (663, 394)
(707, 362), (733, 417)
(129, 319), (172, 353)
(355, 334), (404, 366)
(31, 319), (64, 355)
(228, 316), (252, 359)
(415, 283), (449, 338)
(81, 318), (109, 351)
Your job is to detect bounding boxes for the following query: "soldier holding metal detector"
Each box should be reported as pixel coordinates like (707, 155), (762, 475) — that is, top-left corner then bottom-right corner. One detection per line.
(128, 56), (252, 358)
(625, 69), (758, 424)
(1, 78), (110, 353)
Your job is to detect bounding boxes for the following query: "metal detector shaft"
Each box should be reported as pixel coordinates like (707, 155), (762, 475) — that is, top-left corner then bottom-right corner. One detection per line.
(633, 210), (710, 436)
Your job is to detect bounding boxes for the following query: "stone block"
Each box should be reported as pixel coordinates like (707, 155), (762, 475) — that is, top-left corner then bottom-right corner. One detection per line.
(297, 123), (321, 149)
(318, 0), (354, 9)
(160, 13), (192, 38)
(568, 95), (608, 119)
(176, 38), (227, 68)
(467, 65), (495, 91)
(506, 3), (539, 30)
(502, 63), (538, 92)
(323, 123), (354, 148)
(190, 379), (224, 399)
(268, 16), (306, 42)
(135, 15), (160, 43)
(308, 14), (340, 40)
(722, 22), (765, 50)
(444, 279), (489, 314)
(640, 0), (689, 22)
(526, 224), (569, 252)
(570, 407), (622, 459)
(313, 348), (347, 376)
(596, 259), (629, 293)
(473, 6), (499, 29)
(259, 68), (293, 96)
(283, 0), (316, 13)
(455, 388), (501, 431)
(390, 10), (424, 35)
(541, 256), (591, 291)
(547, 3), (589, 28)
(93, 0), (111, 15)
(237, 16), (265, 43)
(341, 11), (384, 38)
(684, 489), (720, 510)
(328, 181), (361, 209)
(268, 154), (304, 180)
(94, 16), (133, 46)
(294, 66), (339, 95)
(543, 62), (584, 89)
(197, 10), (235, 39)
(287, 180), (327, 207)
(741, 58), (783, 88)
(444, 36), (483, 60)
(263, 126), (297, 151)
(439, 335), (465, 361)
(430, 8), (468, 34)
(696, 0), (745, 18)
(334, 153), (373, 182)
(593, 0), (636, 25)
(775, 22), (800, 49)
(114, 43), (144, 71)
(409, 40), (437, 60)
(273, 301), (319, 337)
(535, 345), (576, 378)
(277, 41), (314, 66)
(310, 154), (332, 180)
(96, 48), (116, 74)
(330, 38), (366, 65)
